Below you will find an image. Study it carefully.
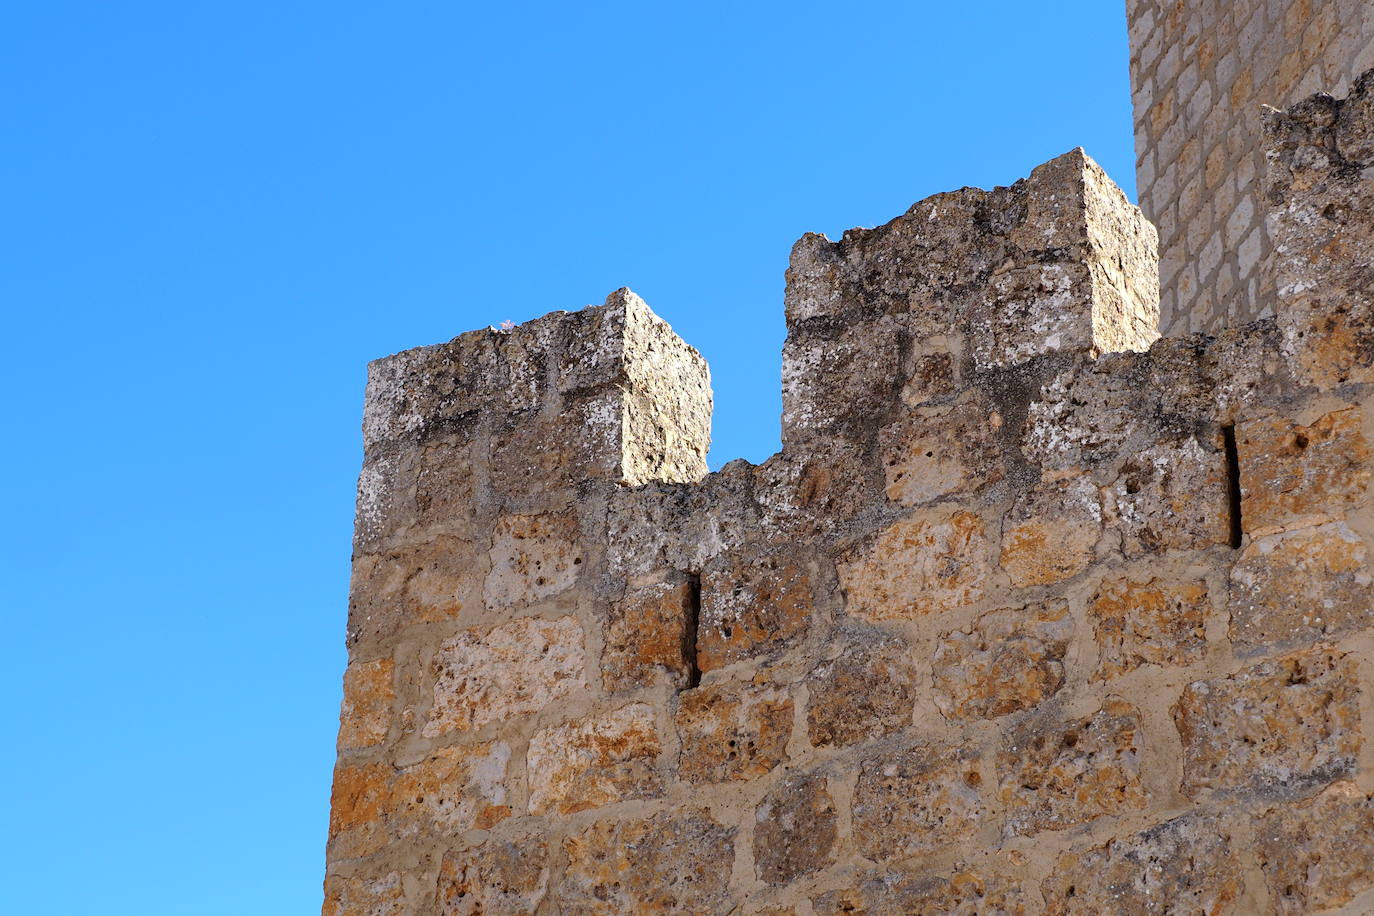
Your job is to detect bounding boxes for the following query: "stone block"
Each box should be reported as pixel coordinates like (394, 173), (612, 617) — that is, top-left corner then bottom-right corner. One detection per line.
(676, 680), (792, 784)
(526, 703), (662, 816)
(1089, 576), (1209, 680)
(337, 656), (395, 750)
(560, 809), (735, 915)
(1040, 815), (1242, 916)
(327, 761), (391, 860)
(1174, 648), (1360, 797)
(1001, 477), (1100, 588)
(806, 630), (919, 748)
(348, 535), (477, 647)
(322, 870), (405, 916)
(1236, 408), (1371, 537)
(697, 552), (812, 672)
(997, 701), (1147, 836)
(437, 837), (549, 916)
(601, 576), (695, 691)
(1256, 781), (1374, 914)
(754, 773), (838, 885)
(424, 616), (586, 737)
(852, 740), (986, 863)
(1229, 522), (1374, 654)
(878, 399), (1005, 506)
(1101, 438), (1230, 556)
(814, 868), (1026, 916)
(932, 600), (1074, 720)
(483, 513), (583, 609)
(838, 508), (991, 621)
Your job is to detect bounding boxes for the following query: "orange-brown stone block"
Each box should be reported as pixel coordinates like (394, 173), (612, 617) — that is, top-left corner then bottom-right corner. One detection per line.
(932, 600), (1073, 720)
(1174, 648), (1361, 798)
(1089, 576), (1209, 680)
(327, 761), (391, 859)
(1237, 408), (1370, 537)
(1001, 477), (1100, 588)
(814, 868), (1026, 915)
(839, 508), (991, 620)
(852, 740), (986, 863)
(322, 870), (404, 916)
(560, 809), (735, 914)
(1040, 815), (1242, 915)
(601, 576), (695, 691)
(997, 700), (1147, 836)
(1256, 781), (1374, 914)
(676, 681), (792, 784)
(878, 399), (1005, 506)
(754, 773), (838, 885)
(436, 836), (549, 916)
(1101, 439), (1230, 556)
(698, 552), (811, 671)
(337, 656), (395, 750)
(1229, 523), (1374, 655)
(526, 703), (662, 816)
(806, 631), (918, 747)
(483, 512), (583, 609)
(349, 535), (477, 646)
(424, 615), (585, 737)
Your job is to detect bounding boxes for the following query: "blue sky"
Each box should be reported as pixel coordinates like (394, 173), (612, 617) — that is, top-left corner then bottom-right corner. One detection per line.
(1, 3), (1134, 912)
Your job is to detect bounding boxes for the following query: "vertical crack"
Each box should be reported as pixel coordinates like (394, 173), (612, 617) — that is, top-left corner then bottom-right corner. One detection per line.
(682, 572), (702, 689)
(1222, 424), (1243, 549)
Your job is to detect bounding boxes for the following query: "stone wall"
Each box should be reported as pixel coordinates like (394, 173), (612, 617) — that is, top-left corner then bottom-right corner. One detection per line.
(324, 78), (1374, 915)
(1127, 0), (1374, 335)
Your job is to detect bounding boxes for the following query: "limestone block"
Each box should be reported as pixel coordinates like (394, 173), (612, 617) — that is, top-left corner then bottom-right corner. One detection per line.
(560, 809), (735, 915)
(601, 575), (696, 692)
(676, 680), (792, 784)
(1040, 815), (1242, 916)
(349, 536), (477, 648)
(1236, 408), (1371, 537)
(436, 836), (549, 916)
(838, 508), (991, 620)
(1089, 576), (1209, 680)
(424, 616), (586, 737)
(327, 761), (391, 859)
(806, 630), (919, 748)
(852, 741), (986, 863)
(1229, 522), (1374, 654)
(878, 398), (1005, 506)
(753, 773), (838, 885)
(1256, 781), (1374, 913)
(932, 600), (1074, 721)
(1000, 477), (1100, 588)
(813, 868), (1026, 916)
(697, 551), (812, 672)
(1101, 438), (1230, 556)
(1174, 648), (1360, 797)
(526, 703), (662, 816)
(483, 512), (583, 609)
(322, 870), (404, 916)
(337, 656), (395, 750)
(996, 700), (1147, 836)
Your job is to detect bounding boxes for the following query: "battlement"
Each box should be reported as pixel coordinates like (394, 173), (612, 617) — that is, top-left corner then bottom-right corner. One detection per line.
(326, 75), (1374, 916)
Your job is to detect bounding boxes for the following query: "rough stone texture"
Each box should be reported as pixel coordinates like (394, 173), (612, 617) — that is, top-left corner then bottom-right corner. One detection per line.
(483, 513), (583, 609)
(1237, 407), (1371, 536)
(1255, 781), (1374, 913)
(806, 630), (918, 747)
(754, 773), (838, 885)
(322, 870), (405, 916)
(526, 703), (662, 816)
(436, 838), (549, 916)
(697, 551), (812, 671)
(676, 680), (792, 783)
(601, 575), (696, 691)
(1128, 0), (1374, 333)
(337, 657), (394, 750)
(1100, 437), (1231, 555)
(813, 868), (1026, 916)
(839, 508), (992, 620)
(1174, 648), (1361, 797)
(879, 398), (1005, 506)
(931, 600), (1074, 720)
(1089, 576), (1209, 680)
(1000, 477), (1100, 588)
(852, 741), (986, 863)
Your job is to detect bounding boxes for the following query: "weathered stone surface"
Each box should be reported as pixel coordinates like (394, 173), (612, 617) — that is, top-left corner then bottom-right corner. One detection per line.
(997, 701), (1147, 836)
(781, 316), (905, 447)
(601, 576), (695, 691)
(1089, 576), (1209, 680)
(754, 773), (838, 885)
(1229, 522), (1374, 654)
(1040, 815), (1242, 915)
(1174, 648), (1361, 797)
(853, 741), (986, 863)
(322, 870), (405, 916)
(1001, 477), (1100, 587)
(1237, 408), (1371, 537)
(1256, 781), (1374, 914)
(1101, 438), (1230, 555)
(349, 536), (477, 647)
(932, 600), (1074, 720)
(839, 508), (991, 620)
(424, 616), (585, 737)
(697, 552), (811, 671)
(337, 656), (395, 750)
(806, 631), (919, 747)
(814, 868), (1027, 916)
(436, 836), (549, 916)
(878, 400), (1004, 506)
(560, 809), (735, 915)
(676, 681), (792, 784)
(527, 703), (662, 816)
(327, 762), (391, 859)
(483, 513), (583, 609)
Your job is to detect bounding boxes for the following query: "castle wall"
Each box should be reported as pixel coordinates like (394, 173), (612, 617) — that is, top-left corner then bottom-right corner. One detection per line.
(324, 76), (1374, 915)
(1127, 0), (1374, 335)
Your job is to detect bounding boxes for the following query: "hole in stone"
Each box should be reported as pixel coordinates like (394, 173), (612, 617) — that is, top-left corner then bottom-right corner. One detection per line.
(682, 572), (703, 690)
(1222, 424), (1243, 549)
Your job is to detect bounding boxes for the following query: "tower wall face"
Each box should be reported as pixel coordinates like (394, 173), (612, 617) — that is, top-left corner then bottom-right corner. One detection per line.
(1127, 0), (1374, 334)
